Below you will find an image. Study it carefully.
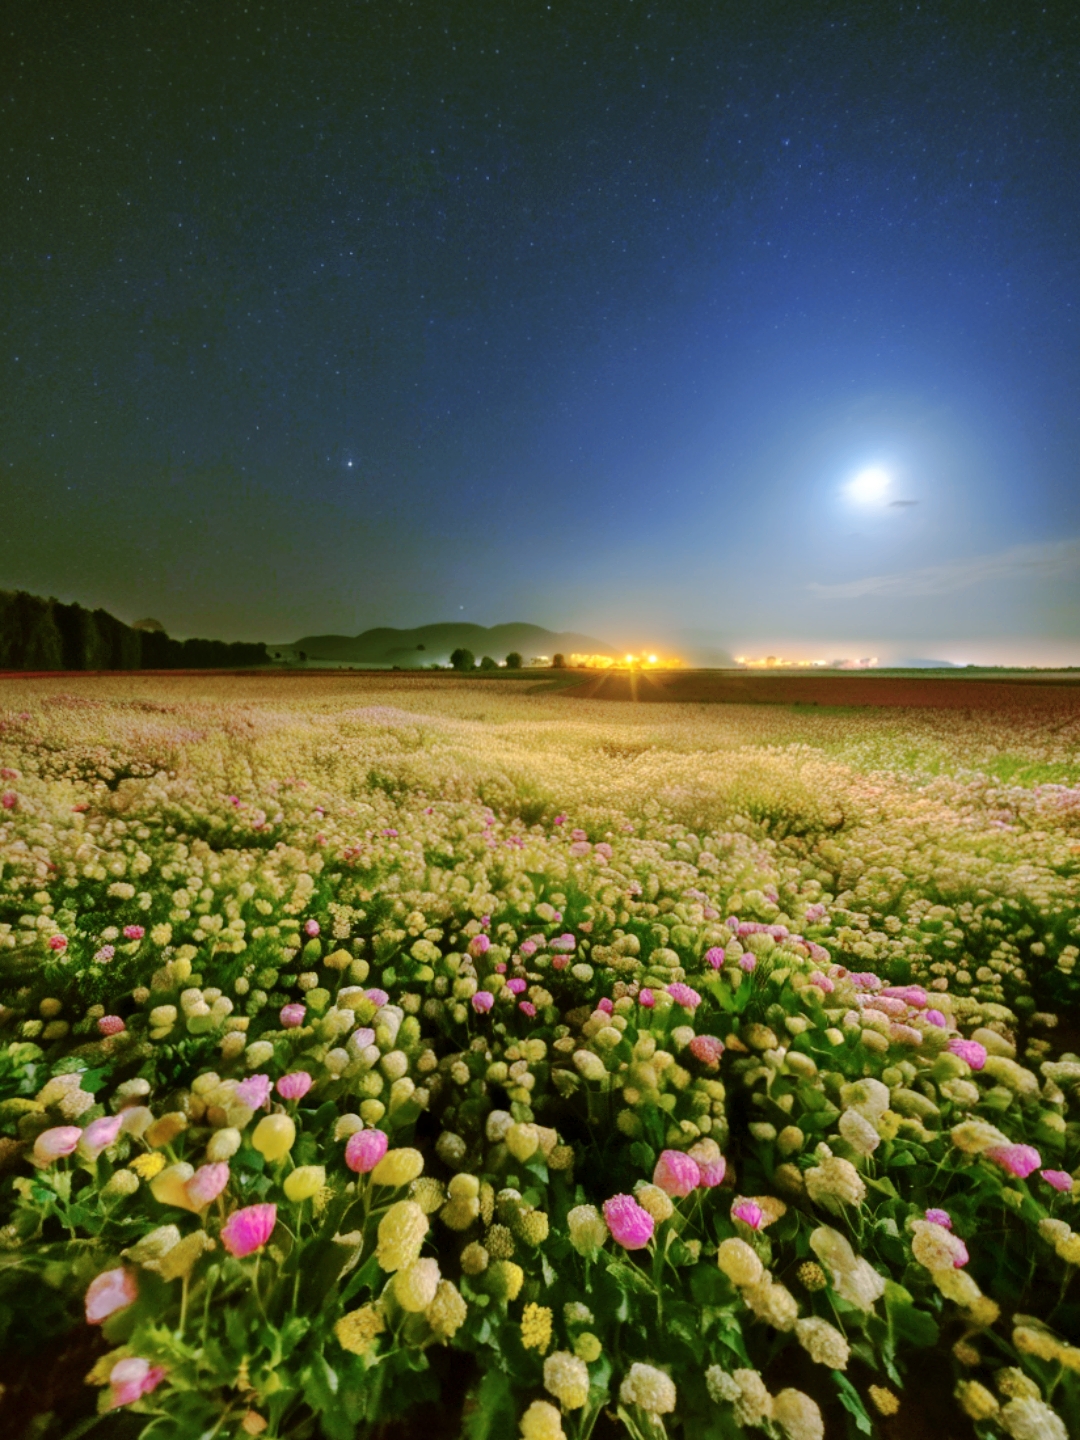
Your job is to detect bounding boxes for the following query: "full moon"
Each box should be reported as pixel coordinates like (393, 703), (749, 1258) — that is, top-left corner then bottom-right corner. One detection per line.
(846, 466), (891, 503)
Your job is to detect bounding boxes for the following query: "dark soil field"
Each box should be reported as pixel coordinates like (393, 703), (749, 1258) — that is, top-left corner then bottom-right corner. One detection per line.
(562, 668), (1080, 709)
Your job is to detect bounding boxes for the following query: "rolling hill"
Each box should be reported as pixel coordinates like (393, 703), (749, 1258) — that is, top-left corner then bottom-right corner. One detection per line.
(275, 622), (617, 667)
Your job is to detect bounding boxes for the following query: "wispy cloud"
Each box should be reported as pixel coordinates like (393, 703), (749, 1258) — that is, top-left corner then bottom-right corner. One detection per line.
(809, 537), (1080, 600)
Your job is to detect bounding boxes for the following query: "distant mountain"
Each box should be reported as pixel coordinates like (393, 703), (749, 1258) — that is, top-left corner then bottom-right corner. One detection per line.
(276, 622), (617, 668)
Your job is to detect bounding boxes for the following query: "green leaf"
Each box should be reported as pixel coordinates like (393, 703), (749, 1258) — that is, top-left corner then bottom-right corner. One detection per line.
(833, 1373), (874, 1435)
(462, 1366), (516, 1440)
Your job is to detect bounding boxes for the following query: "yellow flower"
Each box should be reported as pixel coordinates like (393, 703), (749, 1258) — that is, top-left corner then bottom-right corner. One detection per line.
(251, 1114), (296, 1162)
(371, 1147), (425, 1188)
(519, 1400), (565, 1440)
(574, 1332), (602, 1363)
(717, 1237), (763, 1289)
(393, 1257), (441, 1312)
(426, 1279), (468, 1340)
(521, 1302), (553, 1353)
(955, 1382), (997, 1422)
(129, 1152), (167, 1180)
(334, 1305), (385, 1356)
(868, 1386), (900, 1417)
(283, 1165), (325, 1203)
(543, 1352), (590, 1410)
(375, 1200), (428, 1272)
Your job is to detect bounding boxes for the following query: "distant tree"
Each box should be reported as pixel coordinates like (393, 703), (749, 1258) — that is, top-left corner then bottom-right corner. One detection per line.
(551, 653), (566, 669)
(450, 647), (475, 672)
(479, 654), (498, 670)
(298, 651), (307, 663)
(505, 651), (523, 670)
(416, 643), (425, 651)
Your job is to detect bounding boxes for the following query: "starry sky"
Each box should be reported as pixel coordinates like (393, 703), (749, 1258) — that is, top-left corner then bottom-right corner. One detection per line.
(3, 0), (1079, 663)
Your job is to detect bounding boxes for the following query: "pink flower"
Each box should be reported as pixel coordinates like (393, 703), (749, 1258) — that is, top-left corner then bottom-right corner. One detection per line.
(667, 983), (701, 1012)
(123, 925), (145, 941)
(738, 954), (757, 973)
(235, 1074), (272, 1110)
(705, 946), (725, 969)
(33, 1126), (83, 1165)
(924, 1009), (947, 1028)
(108, 1357), (166, 1408)
(639, 988), (655, 1008)
(804, 903), (827, 923)
(603, 1193), (655, 1250)
(551, 933), (577, 952)
(186, 1162), (230, 1209)
(365, 988), (389, 1007)
(653, 1150), (701, 1198)
(352, 1027), (375, 1048)
(882, 985), (928, 1009)
(220, 1202), (277, 1257)
(520, 940), (537, 957)
(94, 945), (116, 963)
(98, 1015), (125, 1036)
(570, 841), (591, 857)
(808, 971), (834, 993)
(506, 977), (527, 995)
(697, 1156), (727, 1188)
(276, 1072), (313, 1101)
(481, 915), (491, 927)
(731, 1199), (764, 1230)
(925, 1208), (952, 1229)
(468, 935), (490, 958)
(1, 791), (16, 811)
(78, 1114), (124, 1160)
(345, 1127), (389, 1174)
(948, 1038), (987, 1070)
(689, 1035), (724, 1069)
(519, 1001), (537, 1017)
(85, 1267), (138, 1323)
(472, 991), (495, 1013)
(985, 1144), (1042, 1179)
(0, 767), (18, 779)
(597, 997), (614, 1014)
(1041, 1170), (1074, 1193)
(553, 814), (567, 825)
(48, 934), (68, 951)
(279, 1003), (306, 1028)
(304, 919), (320, 936)
(595, 842), (613, 860)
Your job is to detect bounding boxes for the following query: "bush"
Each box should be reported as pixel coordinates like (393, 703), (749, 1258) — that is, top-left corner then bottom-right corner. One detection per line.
(449, 648), (475, 672)
(505, 652), (523, 670)
(479, 655), (498, 671)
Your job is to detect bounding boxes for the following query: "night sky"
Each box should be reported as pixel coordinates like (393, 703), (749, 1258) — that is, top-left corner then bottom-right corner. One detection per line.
(4, 1), (1079, 663)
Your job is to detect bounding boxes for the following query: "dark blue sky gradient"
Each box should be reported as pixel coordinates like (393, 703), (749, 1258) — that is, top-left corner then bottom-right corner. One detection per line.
(3, 1), (1079, 660)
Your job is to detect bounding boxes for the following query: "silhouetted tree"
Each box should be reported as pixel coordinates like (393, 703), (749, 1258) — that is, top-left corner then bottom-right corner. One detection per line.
(505, 651), (523, 670)
(551, 653), (566, 669)
(479, 655), (498, 670)
(450, 647), (475, 671)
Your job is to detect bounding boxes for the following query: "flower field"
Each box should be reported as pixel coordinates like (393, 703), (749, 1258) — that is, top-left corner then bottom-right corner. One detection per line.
(2, 672), (1080, 1440)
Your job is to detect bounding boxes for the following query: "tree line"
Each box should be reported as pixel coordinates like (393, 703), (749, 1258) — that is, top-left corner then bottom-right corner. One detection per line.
(0, 589), (269, 671)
